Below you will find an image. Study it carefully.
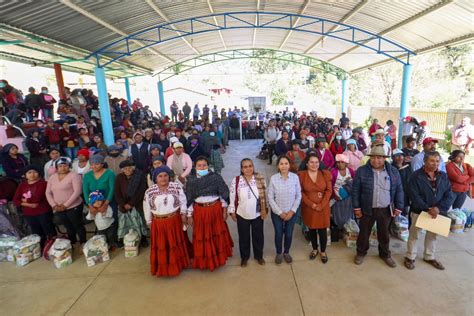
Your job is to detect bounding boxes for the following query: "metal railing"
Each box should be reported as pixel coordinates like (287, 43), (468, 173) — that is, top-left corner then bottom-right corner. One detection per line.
(1, 116), (27, 138)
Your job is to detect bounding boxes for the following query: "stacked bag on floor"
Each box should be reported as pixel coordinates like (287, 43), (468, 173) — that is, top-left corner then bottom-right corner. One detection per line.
(343, 219), (359, 248)
(124, 229), (140, 258)
(48, 238), (73, 269)
(390, 215), (409, 241)
(83, 235), (109, 267)
(447, 209), (467, 233)
(13, 234), (41, 266)
(0, 234), (19, 262)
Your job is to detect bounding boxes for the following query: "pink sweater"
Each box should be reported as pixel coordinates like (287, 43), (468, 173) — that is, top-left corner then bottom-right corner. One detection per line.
(46, 171), (83, 209)
(166, 153), (193, 177)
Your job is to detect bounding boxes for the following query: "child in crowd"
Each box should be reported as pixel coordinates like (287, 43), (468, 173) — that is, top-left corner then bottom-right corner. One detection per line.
(86, 190), (117, 250)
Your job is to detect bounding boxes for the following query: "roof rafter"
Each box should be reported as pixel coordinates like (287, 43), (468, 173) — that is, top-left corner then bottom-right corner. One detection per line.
(305, 0), (368, 54)
(207, 0), (227, 50)
(59, 0), (175, 64)
(328, 0), (455, 63)
(145, 0), (200, 55)
(350, 33), (474, 74)
(279, 0), (311, 50)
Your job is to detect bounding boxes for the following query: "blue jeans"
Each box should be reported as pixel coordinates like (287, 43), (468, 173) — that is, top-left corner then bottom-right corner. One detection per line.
(271, 211), (298, 254)
(451, 191), (467, 210)
(63, 147), (78, 160)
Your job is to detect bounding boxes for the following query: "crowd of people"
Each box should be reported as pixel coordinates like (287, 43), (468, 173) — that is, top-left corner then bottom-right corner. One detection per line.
(0, 79), (473, 277)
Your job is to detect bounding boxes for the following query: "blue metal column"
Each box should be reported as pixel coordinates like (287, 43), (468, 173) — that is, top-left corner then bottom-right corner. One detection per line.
(398, 64), (413, 149)
(124, 77), (132, 105)
(157, 81), (166, 115)
(341, 78), (348, 114)
(94, 67), (114, 146)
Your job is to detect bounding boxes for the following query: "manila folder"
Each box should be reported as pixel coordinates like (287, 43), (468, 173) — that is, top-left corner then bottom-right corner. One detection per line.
(415, 211), (451, 237)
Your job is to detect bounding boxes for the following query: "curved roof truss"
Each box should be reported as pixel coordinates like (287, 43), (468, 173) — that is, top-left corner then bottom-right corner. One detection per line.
(90, 11), (416, 69)
(154, 49), (348, 81)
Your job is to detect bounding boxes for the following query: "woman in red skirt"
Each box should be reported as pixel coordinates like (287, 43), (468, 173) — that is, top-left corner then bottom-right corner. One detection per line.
(143, 166), (190, 277)
(185, 156), (233, 271)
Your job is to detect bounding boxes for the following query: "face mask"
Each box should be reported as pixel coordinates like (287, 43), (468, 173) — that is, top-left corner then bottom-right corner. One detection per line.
(336, 135), (342, 140)
(42, 90), (48, 94)
(77, 92), (82, 96)
(196, 169), (209, 177)
(0, 83), (5, 88)
(285, 126), (291, 130)
(210, 132), (215, 137)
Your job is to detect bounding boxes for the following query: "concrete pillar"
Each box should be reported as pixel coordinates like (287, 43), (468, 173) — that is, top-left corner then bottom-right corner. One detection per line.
(157, 81), (165, 115)
(341, 78), (348, 115)
(398, 64), (413, 149)
(124, 77), (132, 105)
(94, 67), (114, 146)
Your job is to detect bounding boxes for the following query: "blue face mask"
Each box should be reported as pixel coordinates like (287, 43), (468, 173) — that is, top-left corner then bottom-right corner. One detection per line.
(0, 83), (6, 88)
(196, 169), (209, 177)
(336, 135), (342, 140)
(42, 90), (48, 94)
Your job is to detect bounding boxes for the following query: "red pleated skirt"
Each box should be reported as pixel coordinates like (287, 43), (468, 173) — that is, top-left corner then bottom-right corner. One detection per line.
(192, 202), (233, 271)
(150, 213), (191, 277)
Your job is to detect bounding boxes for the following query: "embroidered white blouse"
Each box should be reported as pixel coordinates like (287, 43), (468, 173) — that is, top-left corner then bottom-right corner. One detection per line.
(143, 182), (187, 225)
(228, 175), (260, 220)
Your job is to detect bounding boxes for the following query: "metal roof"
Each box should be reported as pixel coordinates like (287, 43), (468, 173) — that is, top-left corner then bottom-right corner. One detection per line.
(0, 0), (472, 77)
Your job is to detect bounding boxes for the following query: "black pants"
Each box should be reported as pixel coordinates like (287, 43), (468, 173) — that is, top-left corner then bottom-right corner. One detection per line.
(308, 228), (327, 252)
(267, 143), (275, 163)
(56, 204), (87, 244)
(25, 212), (56, 245)
(356, 207), (391, 258)
(97, 220), (118, 247)
(237, 214), (264, 260)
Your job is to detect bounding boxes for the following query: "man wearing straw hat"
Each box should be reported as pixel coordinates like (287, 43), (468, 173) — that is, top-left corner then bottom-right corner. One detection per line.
(352, 144), (404, 267)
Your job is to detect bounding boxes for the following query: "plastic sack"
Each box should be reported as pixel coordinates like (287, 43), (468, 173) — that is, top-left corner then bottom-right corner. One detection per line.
(448, 209), (467, 233)
(369, 224), (378, 247)
(390, 215), (409, 241)
(461, 208), (472, 228)
(83, 235), (110, 267)
(344, 219), (360, 233)
(343, 219), (359, 248)
(49, 238), (72, 269)
(0, 234), (19, 262)
(123, 229), (140, 258)
(13, 234), (41, 266)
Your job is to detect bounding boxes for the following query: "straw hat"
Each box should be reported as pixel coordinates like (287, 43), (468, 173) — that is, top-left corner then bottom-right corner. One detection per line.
(367, 145), (389, 158)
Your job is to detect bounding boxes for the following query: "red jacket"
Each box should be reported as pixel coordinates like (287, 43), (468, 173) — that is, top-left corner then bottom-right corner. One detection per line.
(446, 162), (474, 193)
(13, 180), (51, 216)
(44, 126), (61, 144)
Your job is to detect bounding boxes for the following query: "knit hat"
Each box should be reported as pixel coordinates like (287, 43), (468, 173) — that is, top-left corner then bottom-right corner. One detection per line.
(2, 143), (17, 154)
(169, 136), (179, 144)
(119, 160), (135, 169)
(335, 154), (349, 164)
(346, 139), (358, 147)
(89, 190), (105, 205)
(77, 148), (90, 159)
(22, 164), (43, 176)
(107, 145), (122, 153)
(152, 155), (166, 164)
(89, 154), (105, 164)
(152, 166), (173, 182)
(150, 143), (162, 151)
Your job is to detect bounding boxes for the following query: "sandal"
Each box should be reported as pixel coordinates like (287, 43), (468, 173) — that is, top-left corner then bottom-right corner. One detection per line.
(309, 250), (319, 260)
(423, 259), (445, 270)
(404, 257), (415, 270)
(320, 253), (328, 264)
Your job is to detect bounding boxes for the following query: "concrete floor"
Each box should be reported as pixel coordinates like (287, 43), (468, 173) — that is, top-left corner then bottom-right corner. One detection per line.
(1, 139), (473, 316)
